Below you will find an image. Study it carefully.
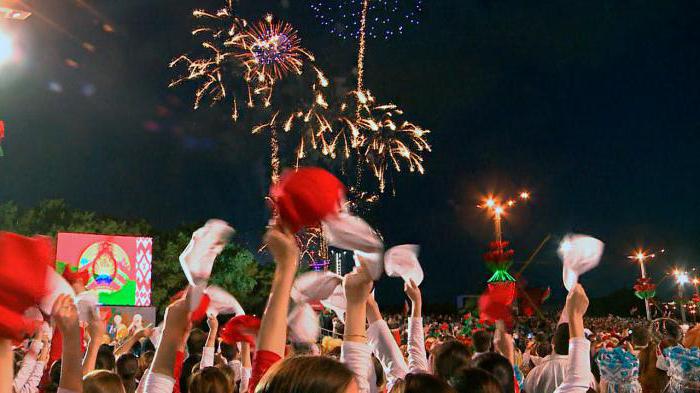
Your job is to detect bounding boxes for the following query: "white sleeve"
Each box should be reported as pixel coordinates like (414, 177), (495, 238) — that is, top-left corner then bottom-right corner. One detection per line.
(143, 371), (176, 393)
(13, 352), (37, 392)
(239, 367), (252, 393)
(341, 341), (373, 393)
(15, 360), (46, 393)
(200, 347), (215, 368)
(554, 338), (591, 393)
(366, 320), (408, 384)
(407, 317), (428, 373)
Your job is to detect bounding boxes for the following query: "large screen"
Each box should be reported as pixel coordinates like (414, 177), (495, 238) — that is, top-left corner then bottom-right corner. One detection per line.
(56, 233), (152, 306)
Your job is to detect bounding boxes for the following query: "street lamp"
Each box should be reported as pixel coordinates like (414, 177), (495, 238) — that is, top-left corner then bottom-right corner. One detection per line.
(675, 270), (689, 323)
(629, 249), (656, 321)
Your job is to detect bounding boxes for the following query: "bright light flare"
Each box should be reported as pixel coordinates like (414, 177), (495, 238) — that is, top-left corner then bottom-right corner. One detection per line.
(0, 31), (14, 64)
(520, 191), (530, 200)
(494, 206), (504, 216)
(676, 270), (690, 286)
(485, 198), (495, 208)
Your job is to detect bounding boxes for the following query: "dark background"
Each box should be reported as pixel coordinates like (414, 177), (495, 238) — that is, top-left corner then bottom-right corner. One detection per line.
(1, 0), (699, 307)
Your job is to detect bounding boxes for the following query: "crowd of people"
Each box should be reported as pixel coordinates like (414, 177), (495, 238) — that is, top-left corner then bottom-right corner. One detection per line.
(2, 222), (700, 393)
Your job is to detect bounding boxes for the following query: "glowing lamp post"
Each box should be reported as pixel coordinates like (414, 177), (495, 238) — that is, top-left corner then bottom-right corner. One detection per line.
(628, 250), (656, 321)
(675, 270), (689, 323)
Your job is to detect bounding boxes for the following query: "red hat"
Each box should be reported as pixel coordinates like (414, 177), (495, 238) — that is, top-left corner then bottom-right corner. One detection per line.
(220, 315), (261, 346)
(270, 167), (345, 232)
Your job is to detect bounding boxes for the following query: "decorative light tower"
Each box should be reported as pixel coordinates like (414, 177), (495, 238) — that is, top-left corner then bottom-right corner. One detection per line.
(674, 270), (690, 323)
(478, 191), (530, 301)
(628, 249), (657, 321)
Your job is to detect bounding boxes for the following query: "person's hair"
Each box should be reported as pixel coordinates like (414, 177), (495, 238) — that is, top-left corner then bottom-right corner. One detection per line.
(256, 355), (355, 393)
(553, 323), (570, 355)
(116, 353), (139, 393)
(291, 342), (314, 356)
(83, 370), (126, 393)
(390, 373), (455, 393)
(449, 367), (504, 393)
(96, 344), (117, 371)
(373, 356), (386, 390)
(631, 325), (650, 348)
(472, 353), (515, 393)
(188, 366), (232, 393)
(179, 354), (202, 393)
(219, 342), (238, 362)
(432, 340), (473, 381)
(659, 319), (682, 342)
(472, 330), (493, 353)
(187, 328), (207, 356)
(138, 350), (155, 379)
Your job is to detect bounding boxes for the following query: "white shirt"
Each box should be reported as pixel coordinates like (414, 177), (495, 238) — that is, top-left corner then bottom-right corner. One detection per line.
(554, 339), (594, 393)
(524, 353), (571, 393)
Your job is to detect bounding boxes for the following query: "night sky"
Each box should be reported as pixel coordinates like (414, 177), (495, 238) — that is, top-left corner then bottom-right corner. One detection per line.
(1, 0), (699, 305)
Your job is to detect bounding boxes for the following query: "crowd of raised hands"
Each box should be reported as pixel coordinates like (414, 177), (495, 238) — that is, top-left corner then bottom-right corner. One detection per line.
(0, 221), (607, 393)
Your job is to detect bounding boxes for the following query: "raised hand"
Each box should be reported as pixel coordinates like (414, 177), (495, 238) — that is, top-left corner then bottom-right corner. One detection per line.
(264, 224), (299, 273)
(52, 295), (79, 337)
(565, 284), (589, 317)
(343, 263), (373, 306)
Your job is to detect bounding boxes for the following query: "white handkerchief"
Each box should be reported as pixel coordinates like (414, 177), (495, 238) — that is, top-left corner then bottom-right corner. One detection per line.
(320, 284), (346, 323)
(150, 322), (164, 348)
(558, 234), (604, 291)
(75, 291), (99, 322)
(353, 250), (384, 281)
(205, 285), (245, 316)
(40, 268), (76, 315)
(384, 245), (423, 285)
(322, 212), (383, 253)
(288, 303), (320, 343)
(189, 283), (207, 312)
(291, 271), (343, 303)
(179, 219), (235, 286)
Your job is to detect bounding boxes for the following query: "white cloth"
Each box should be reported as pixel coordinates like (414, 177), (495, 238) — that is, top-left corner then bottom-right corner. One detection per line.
(525, 354), (572, 393)
(13, 352), (37, 393)
(558, 235), (604, 291)
(143, 371), (176, 393)
(407, 317), (428, 373)
(322, 212), (383, 254)
(341, 341), (373, 393)
(240, 366), (252, 393)
(367, 320), (408, 389)
(200, 346), (215, 368)
(228, 359), (242, 382)
(554, 338), (593, 393)
(17, 360), (46, 393)
(384, 245), (423, 285)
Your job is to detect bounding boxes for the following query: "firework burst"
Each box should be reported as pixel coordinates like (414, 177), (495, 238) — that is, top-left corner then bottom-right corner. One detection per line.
(335, 90), (431, 193)
(170, 3), (335, 179)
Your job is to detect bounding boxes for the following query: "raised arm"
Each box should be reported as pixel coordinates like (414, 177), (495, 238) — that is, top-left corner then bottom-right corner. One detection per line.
(145, 291), (191, 393)
(114, 326), (153, 358)
(200, 315), (218, 369)
(341, 263), (373, 393)
(366, 296), (408, 384)
(555, 284), (591, 393)
(404, 279), (429, 373)
(82, 315), (106, 375)
(248, 225), (299, 393)
(53, 294), (83, 393)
